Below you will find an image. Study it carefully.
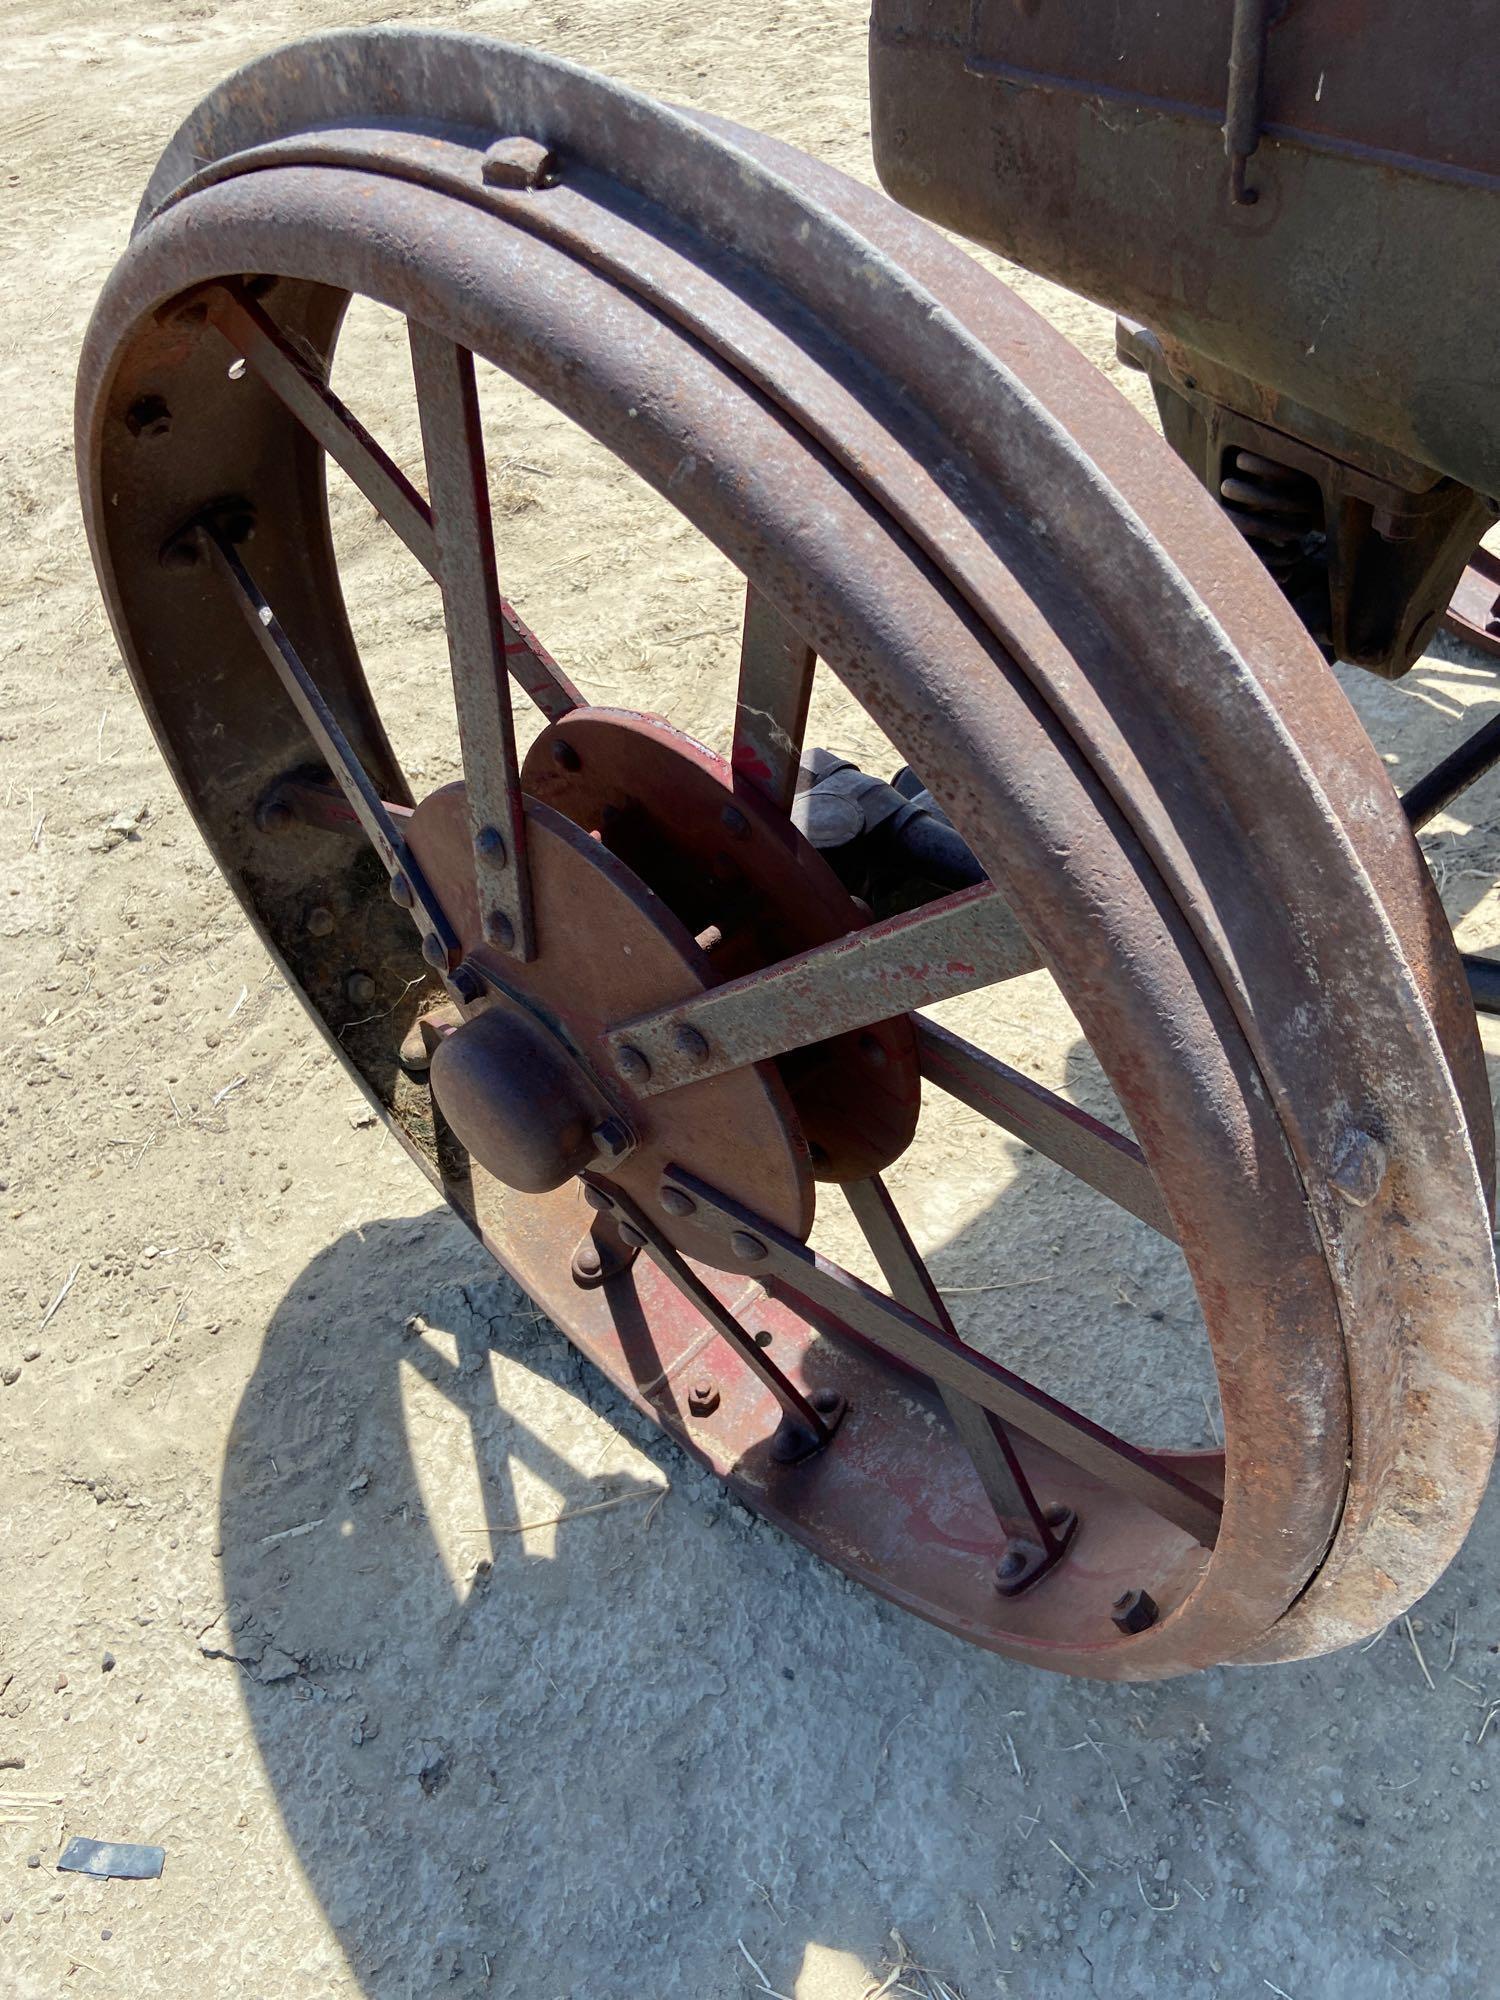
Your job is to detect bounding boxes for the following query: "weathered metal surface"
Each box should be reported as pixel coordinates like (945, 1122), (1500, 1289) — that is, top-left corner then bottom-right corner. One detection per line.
(194, 519), (463, 972)
(664, 1164), (1223, 1547)
(1117, 321), (1498, 679)
(76, 28), (1499, 1672)
(403, 782), (814, 1271)
(842, 1172), (1069, 1573)
(870, 1), (1500, 499)
(427, 1001), (606, 1193)
(409, 321), (535, 959)
(607, 884), (1037, 1096)
(1445, 550), (1500, 661)
(731, 585), (816, 813)
(521, 708), (922, 1182)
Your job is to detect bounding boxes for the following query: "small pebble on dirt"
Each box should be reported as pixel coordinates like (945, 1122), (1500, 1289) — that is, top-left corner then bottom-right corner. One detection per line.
(21, 1345), (40, 1363)
(101, 1652), (116, 1673)
(54, 1675), (68, 1692)
(100, 1927), (112, 1942)
(1, 1364), (20, 1387)
(25, 1855), (39, 1870)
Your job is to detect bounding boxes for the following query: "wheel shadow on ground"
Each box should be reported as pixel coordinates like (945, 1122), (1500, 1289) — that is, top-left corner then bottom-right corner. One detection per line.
(221, 1105), (1500, 2000)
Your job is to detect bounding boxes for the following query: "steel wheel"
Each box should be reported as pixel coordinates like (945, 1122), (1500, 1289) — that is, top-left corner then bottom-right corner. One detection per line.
(77, 29), (1499, 1677)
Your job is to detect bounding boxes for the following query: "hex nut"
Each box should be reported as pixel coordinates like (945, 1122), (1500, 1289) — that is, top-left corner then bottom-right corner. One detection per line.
(345, 971), (378, 1008)
(590, 1118), (633, 1165)
(1111, 1588), (1160, 1635)
(305, 906), (336, 938)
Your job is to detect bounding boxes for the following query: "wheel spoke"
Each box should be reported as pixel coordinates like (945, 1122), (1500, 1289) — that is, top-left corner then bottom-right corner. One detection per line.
(663, 1163), (1221, 1544)
(194, 520), (461, 966)
(408, 322), (536, 961)
(210, 282), (582, 724)
(591, 1181), (835, 1444)
(207, 282), (438, 569)
(1401, 707), (1500, 831)
(607, 882), (1039, 1094)
(916, 1019), (1174, 1239)
(731, 584), (815, 813)
(843, 1176), (1063, 1545)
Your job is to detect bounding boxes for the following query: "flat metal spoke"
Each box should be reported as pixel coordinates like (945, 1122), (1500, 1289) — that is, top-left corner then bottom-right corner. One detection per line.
(194, 521), (461, 966)
(843, 1176), (1061, 1543)
(210, 282), (581, 724)
(664, 1163), (1221, 1544)
(409, 321), (535, 961)
(607, 883), (1039, 1095)
(588, 1181), (835, 1446)
(731, 584), (815, 814)
(917, 1019), (1174, 1239)
(207, 282), (439, 569)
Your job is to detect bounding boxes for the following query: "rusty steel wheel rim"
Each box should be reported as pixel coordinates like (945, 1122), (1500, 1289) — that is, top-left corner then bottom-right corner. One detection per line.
(76, 29), (1499, 1678)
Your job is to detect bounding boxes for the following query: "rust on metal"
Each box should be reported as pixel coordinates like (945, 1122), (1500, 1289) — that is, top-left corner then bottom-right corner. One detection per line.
(75, 26), (1500, 1678)
(607, 883), (1037, 1096)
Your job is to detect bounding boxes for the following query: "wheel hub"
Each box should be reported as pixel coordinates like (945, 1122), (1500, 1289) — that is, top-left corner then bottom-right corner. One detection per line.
(402, 742), (817, 1272)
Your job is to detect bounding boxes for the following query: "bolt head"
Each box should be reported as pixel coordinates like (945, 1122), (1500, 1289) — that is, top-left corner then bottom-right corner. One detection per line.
(811, 1388), (843, 1417)
(672, 1023), (710, 1063)
(730, 1230), (768, 1264)
(421, 933), (448, 969)
(550, 737), (582, 773)
(1110, 1588), (1160, 1636)
(306, 906), (336, 938)
(480, 136), (559, 189)
(1329, 1128), (1388, 1208)
(659, 1187), (696, 1218)
(388, 872), (415, 910)
(590, 1117), (633, 1165)
(583, 1185), (615, 1213)
(687, 1381), (720, 1417)
(616, 1045), (651, 1085)
(125, 394), (171, 439)
(486, 910), (517, 952)
(573, 1243), (602, 1278)
(444, 963), (485, 1006)
(474, 825), (508, 865)
(255, 798), (293, 834)
(720, 802), (751, 839)
(617, 1221), (647, 1249)
(345, 971), (378, 1008)
(858, 1033), (888, 1070)
(996, 1546), (1028, 1581)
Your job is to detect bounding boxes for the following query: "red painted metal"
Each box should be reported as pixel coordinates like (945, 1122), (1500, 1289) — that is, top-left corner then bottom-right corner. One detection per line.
(521, 709), (923, 1183)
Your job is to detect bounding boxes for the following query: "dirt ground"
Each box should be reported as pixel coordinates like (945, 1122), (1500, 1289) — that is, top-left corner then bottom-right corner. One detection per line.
(7, 3), (1500, 1997)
